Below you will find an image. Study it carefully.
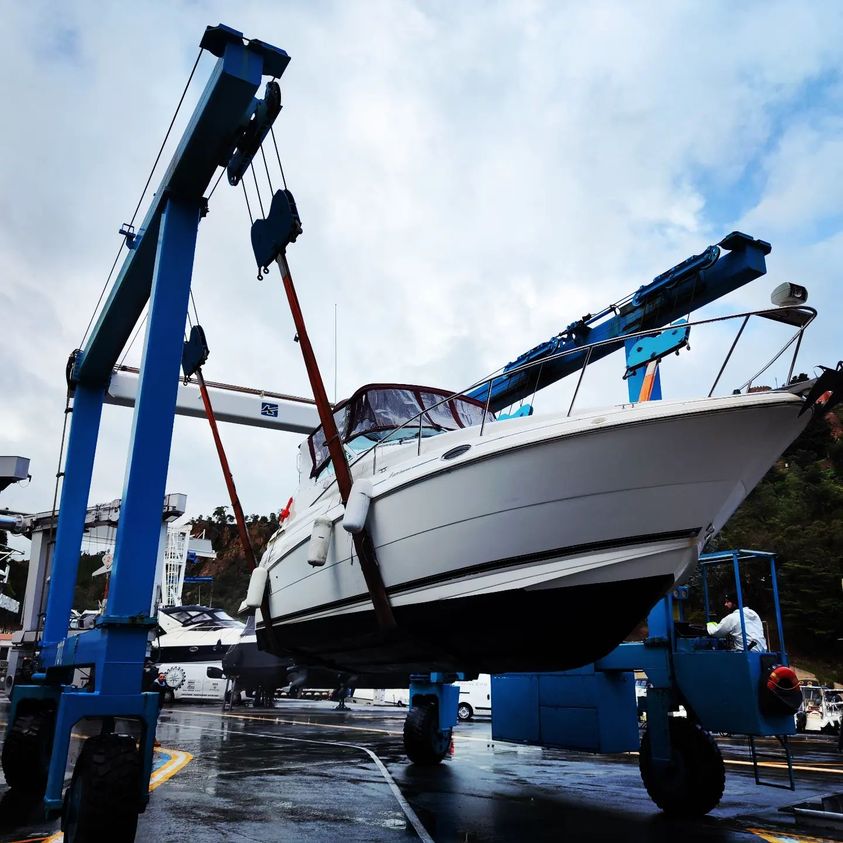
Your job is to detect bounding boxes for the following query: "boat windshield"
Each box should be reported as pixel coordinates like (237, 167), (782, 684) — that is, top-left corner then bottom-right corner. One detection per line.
(161, 606), (242, 630)
(307, 383), (494, 478)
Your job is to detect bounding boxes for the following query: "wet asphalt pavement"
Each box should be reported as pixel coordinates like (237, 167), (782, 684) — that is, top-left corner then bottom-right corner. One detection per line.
(0, 698), (841, 842)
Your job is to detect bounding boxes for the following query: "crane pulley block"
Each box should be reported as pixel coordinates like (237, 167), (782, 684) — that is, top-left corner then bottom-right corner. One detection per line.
(251, 188), (302, 272)
(182, 324), (210, 380)
(227, 80), (282, 186)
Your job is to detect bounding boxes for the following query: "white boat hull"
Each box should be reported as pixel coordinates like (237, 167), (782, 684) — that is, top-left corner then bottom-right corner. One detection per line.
(257, 392), (808, 679)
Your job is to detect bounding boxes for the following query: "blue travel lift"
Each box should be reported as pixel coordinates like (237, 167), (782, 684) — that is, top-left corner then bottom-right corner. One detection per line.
(492, 549), (802, 815)
(1, 25), (290, 841)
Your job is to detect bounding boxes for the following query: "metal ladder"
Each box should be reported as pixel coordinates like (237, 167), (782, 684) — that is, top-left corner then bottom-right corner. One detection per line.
(222, 677), (238, 712)
(748, 734), (796, 790)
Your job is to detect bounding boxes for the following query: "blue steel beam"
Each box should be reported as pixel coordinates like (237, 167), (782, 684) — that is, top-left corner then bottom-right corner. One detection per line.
(11, 26), (294, 820)
(40, 199), (202, 662)
(105, 196), (201, 620)
(470, 232), (771, 411)
(41, 385), (105, 647)
(74, 27), (289, 388)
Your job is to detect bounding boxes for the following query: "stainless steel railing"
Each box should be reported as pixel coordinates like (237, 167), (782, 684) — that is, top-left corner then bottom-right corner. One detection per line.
(357, 305), (816, 475)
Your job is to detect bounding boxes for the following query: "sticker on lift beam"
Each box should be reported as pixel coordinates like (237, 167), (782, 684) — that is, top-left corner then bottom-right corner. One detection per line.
(261, 402), (279, 417)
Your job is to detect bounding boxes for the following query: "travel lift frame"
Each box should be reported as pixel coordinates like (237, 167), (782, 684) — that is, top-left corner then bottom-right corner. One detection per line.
(2, 25), (292, 837)
(492, 549), (802, 817)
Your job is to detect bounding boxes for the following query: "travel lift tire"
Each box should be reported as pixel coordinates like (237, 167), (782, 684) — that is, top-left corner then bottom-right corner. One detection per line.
(61, 733), (142, 843)
(1, 704), (55, 796)
(639, 717), (725, 817)
(404, 702), (452, 765)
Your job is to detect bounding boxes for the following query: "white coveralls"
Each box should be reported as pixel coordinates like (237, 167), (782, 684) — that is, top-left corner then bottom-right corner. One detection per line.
(707, 608), (767, 651)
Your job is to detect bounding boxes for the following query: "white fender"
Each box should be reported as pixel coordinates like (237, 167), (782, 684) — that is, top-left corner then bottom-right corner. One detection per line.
(244, 566), (268, 609)
(307, 516), (333, 566)
(342, 479), (372, 534)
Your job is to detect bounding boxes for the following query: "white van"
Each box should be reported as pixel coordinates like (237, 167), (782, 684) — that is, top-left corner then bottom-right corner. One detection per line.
(456, 674), (491, 721)
(159, 661), (227, 703)
(353, 688), (410, 706)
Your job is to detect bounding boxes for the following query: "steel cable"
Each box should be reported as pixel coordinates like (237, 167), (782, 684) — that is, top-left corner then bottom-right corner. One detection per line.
(79, 47), (204, 349)
(250, 162), (266, 218)
(128, 48), (204, 228)
(118, 310), (148, 368)
(269, 125), (288, 190)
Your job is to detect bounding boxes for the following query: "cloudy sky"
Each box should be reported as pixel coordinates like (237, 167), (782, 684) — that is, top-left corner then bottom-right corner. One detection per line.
(2, 1), (842, 550)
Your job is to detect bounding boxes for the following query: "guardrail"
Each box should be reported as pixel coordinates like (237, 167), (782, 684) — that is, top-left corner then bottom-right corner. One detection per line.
(360, 305), (816, 475)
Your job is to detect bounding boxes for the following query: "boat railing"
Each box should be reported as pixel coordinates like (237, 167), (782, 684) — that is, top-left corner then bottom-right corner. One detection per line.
(357, 304), (816, 475)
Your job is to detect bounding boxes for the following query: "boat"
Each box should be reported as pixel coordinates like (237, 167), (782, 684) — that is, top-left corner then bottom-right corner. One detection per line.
(249, 307), (842, 684)
(796, 683), (842, 735)
(153, 604), (245, 661)
(151, 605), (245, 701)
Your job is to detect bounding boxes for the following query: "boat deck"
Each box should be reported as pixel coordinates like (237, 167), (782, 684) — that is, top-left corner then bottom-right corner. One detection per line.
(0, 699), (840, 842)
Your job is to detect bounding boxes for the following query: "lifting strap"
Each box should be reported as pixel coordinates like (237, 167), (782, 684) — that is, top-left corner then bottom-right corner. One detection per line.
(182, 325), (281, 650)
(274, 252), (396, 632)
(248, 185), (396, 632)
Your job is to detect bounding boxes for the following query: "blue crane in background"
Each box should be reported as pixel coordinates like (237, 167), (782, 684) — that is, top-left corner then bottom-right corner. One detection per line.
(468, 231), (773, 411)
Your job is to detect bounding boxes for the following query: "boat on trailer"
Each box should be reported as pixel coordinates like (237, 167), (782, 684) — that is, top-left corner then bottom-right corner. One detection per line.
(251, 306), (840, 684)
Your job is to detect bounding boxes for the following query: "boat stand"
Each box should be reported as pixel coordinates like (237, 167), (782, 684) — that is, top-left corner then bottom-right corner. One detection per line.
(491, 550), (803, 816)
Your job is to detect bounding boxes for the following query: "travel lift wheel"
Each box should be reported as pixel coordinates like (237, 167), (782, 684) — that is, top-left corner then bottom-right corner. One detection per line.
(639, 717), (725, 817)
(61, 733), (142, 843)
(1, 703), (56, 796)
(403, 702), (452, 765)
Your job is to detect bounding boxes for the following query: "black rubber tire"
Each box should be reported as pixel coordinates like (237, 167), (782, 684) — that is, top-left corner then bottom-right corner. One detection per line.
(457, 702), (473, 722)
(403, 703), (451, 765)
(61, 733), (142, 843)
(1, 705), (55, 795)
(639, 718), (725, 817)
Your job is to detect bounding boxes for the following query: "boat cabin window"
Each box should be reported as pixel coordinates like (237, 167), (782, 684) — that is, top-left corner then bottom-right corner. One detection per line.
(307, 383), (494, 478)
(160, 606), (242, 629)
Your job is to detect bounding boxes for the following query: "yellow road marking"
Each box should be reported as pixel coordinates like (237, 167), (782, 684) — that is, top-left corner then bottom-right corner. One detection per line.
(749, 828), (840, 843)
(723, 758), (843, 776)
(150, 747), (193, 790)
(21, 746), (193, 843)
(621, 751), (843, 777)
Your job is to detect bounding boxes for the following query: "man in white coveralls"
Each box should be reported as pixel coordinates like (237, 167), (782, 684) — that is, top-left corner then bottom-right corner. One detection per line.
(707, 594), (768, 652)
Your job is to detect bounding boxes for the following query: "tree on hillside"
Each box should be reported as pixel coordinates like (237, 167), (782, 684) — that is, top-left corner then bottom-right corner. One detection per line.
(713, 411), (843, 670)
(183, 512), (279, 615)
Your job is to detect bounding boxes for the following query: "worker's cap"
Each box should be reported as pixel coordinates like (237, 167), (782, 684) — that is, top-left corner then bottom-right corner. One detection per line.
(722, 593), (735, 604)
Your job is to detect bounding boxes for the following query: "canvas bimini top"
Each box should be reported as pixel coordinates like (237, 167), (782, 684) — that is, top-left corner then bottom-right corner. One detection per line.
(306, 383), (495, 477)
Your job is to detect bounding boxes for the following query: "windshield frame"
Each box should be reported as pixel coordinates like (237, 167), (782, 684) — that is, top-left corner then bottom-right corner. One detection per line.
(306, 383), (493, 478)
